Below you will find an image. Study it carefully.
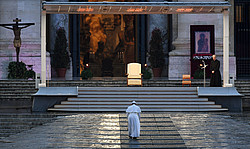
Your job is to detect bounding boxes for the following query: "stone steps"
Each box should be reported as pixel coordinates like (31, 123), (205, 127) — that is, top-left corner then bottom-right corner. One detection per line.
(0, 114), (62, 138)
(242, 97), (250, 99)
(0, 80), (36, 112)
(0, 89), (37, 92)
(0, 118), (57, 123)
(48, 87), (227, 112)
(0, 79), (249, 112)
(0, 114), (60, 118)
(0, 121), (50, 126)
(0, 79), (206, 88)
(0, 129), (32, 134)
(235, 80), (250, 110)
(0, 95), (33, 98)
(44, 79), (208, 87)
(78, 91), (197, 95)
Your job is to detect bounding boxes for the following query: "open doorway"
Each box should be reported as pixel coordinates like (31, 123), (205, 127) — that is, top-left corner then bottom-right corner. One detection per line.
(79, 0), (137, 77)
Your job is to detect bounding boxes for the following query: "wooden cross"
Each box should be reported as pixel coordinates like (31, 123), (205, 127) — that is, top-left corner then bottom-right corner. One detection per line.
(13, 18), (21, 24)
(0, 18), (34, 27)
(0, 18), (35, 62)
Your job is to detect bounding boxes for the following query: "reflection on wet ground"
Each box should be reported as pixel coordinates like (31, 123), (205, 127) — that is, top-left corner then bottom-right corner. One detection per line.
(0, 112), (249, 148)
(170, 112), (250, 148)
(119, 114), (186, 148)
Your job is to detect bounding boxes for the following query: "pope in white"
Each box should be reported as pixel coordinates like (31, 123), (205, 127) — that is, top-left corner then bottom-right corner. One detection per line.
(126, 101), (141, 139)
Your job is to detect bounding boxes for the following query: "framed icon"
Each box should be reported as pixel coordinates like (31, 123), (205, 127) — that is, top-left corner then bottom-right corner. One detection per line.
(191, 25), (214, 56)
(195, 31), (210, 54)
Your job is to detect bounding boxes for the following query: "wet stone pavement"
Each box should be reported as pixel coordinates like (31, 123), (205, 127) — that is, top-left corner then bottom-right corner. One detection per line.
(0, 112), (250, 149)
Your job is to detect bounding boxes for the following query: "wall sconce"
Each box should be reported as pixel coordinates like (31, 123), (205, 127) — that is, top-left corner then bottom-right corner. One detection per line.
(176, 8), (193, 12)
(127, 7), (144, 12)
(77, 7), (94, 12)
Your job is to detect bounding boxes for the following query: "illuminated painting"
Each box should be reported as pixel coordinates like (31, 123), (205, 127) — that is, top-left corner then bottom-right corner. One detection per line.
(195, 31), (210, 54)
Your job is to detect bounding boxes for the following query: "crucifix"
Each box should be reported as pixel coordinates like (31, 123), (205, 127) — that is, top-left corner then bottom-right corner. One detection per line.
(0, 18), (35, 62)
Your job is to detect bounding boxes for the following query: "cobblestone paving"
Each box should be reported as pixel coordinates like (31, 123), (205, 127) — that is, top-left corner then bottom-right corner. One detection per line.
(0, 112), (249, 149)
(170, 112), (250, 149)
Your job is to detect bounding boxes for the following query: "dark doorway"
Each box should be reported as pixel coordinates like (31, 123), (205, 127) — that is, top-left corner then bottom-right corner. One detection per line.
(78, 0), (139, 77)
(79, 13), (136, 77)
(69, 0), (147, 78)
(235, 0), (250, 79)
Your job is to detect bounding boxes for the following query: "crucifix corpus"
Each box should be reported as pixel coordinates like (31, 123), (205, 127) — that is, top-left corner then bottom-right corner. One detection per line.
(0, 18), (35, 62)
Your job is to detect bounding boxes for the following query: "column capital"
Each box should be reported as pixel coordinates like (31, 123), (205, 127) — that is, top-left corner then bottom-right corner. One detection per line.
(222, 8), (230, 15)
(41, 10), (46, 14)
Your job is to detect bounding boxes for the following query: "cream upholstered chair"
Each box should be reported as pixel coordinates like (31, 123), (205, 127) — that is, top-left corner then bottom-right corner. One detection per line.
(126, 63), (143, 86)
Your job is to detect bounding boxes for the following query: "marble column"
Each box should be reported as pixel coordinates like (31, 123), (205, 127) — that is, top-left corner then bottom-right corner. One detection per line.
(40, 11), (46, 87)
(223, 10), (230, 87)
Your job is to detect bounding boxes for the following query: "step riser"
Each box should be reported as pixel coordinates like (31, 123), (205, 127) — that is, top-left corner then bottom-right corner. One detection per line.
(0, 89), (36, 91)
(60, 100), (218, 105)
(0, 96), (32, 98)
(78, 92), (197, 95)
(236, 82), (250, 109)
(0, 92), (36, 95)
(61, 101), (215, 105)
(54, 105), (222, 108)
(77, 95), (199, 98)
(73, 98), (202, 100)
(0, 118), (54, 122)
(48, 108), (228, 112)
(0, 86), (35, 88)
(78, 87), (197, 90)
(0, 122), (48, 126)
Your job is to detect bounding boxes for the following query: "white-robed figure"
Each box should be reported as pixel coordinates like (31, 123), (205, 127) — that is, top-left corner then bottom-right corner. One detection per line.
(126, 101), (141, 139)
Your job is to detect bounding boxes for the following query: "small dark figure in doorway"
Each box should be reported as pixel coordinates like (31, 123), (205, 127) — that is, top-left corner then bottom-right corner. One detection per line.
(210, 55), (222, 87)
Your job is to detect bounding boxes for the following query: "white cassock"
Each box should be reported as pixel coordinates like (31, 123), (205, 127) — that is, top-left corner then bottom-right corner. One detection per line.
(126, 104), (141, 138)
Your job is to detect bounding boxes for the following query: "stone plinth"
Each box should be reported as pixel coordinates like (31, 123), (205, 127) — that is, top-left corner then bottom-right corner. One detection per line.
(0, 46), (51, 79)
(198, 87), (243, 112)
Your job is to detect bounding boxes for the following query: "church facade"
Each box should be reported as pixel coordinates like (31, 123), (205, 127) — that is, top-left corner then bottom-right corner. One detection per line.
(0, 0), (249, 81)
